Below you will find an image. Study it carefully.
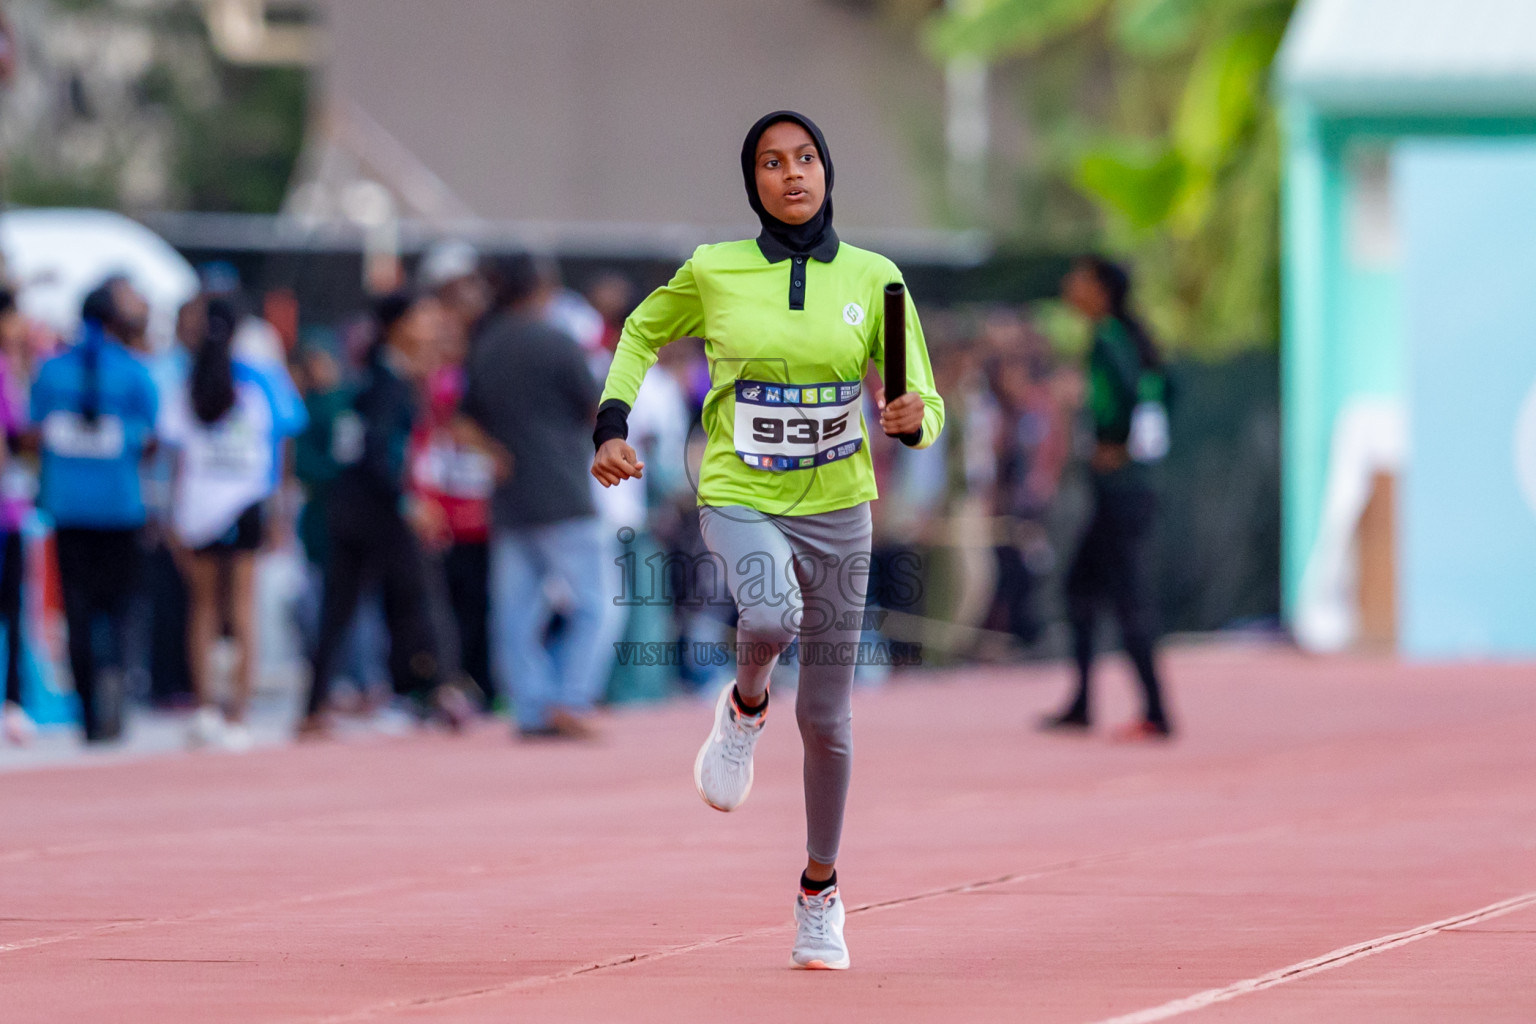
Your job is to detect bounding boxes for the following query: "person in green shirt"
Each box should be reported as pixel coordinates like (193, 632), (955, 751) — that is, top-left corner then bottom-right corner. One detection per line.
(592, 110), (944, 971)
(1041, 255), (1173, 740)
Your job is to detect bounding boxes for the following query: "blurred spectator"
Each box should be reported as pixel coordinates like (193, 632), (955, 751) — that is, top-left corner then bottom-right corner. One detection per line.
(464, 254), (606, 740)
(1042, 256), (1172, 740)
(31, 277), (159, 743)
(412, 241), (498, 707)
(542, 260), (607, 371)
(0, 287), (35, 744)
(982, 311), (1062, 650)
(161, 298), (307, 751)
(589, 319), (691, 703)
(299, 291), (472, 737)
(289, 328), (389, 709)
(584, 271), (635, 353)
(134, 295), (203, 709)
(417, 242), (491, 332)
(290, 329), (353, 580)
(930, 334), (1005, 659)
(573, 270), (683, 702)
(647, 337), (728, 693)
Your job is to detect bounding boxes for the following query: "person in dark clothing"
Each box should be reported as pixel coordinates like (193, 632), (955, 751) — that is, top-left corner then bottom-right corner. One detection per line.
(1042, 256), (1173, 740)
(298, 291), (472, 738)
(463, 254), (606, 740)
(290, 334), (389, 708)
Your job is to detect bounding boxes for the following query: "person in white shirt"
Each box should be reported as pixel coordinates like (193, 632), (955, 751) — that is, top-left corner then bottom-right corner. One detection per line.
(160, 298), (307, 751)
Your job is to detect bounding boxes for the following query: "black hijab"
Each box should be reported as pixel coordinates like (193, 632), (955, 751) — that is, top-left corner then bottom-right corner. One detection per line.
(740, 110), (839, 262)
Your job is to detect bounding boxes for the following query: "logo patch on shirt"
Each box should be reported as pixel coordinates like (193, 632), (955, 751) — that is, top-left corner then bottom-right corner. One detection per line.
(843, 303), (865, 326)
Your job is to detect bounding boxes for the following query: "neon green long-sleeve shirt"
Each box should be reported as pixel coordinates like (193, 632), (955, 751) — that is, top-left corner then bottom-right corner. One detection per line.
(599, 238), (945, 516)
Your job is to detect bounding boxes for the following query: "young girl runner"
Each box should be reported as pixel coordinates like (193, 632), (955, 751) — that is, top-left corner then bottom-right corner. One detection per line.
(592, 111), (944, 970)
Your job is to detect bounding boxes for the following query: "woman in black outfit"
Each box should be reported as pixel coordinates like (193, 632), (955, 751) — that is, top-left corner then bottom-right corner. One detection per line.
(1042, 256), (1172, 740)
(298, 292), (471, 737)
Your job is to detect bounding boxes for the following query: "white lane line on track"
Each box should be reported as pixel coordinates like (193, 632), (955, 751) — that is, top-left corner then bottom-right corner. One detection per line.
(1090, 890), (1536, 1024)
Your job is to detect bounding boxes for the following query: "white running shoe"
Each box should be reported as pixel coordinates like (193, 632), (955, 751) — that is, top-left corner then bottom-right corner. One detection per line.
(791, 884), (850, 970)
(693, 680), (765, 812)
(3, 702), (36, 746)
(188, 706), (226, 749)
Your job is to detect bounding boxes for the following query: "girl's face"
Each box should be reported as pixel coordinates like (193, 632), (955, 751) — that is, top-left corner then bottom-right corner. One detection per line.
(754, 121), (826, 226)
(1062, 262), (1111, 319)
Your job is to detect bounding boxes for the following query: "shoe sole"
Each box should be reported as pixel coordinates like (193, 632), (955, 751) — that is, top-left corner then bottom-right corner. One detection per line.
(789, 956), (850, 970)
(693, 682), (752, 813)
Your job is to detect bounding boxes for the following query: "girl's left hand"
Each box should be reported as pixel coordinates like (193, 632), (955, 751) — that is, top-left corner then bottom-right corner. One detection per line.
(876, 388), (924, 437)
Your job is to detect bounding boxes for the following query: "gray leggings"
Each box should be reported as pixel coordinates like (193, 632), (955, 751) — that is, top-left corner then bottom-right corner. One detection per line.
(698, 502), (873, 864)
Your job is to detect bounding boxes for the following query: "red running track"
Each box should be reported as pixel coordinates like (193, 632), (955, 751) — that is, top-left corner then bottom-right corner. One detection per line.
(2, 645), (1534, 1022)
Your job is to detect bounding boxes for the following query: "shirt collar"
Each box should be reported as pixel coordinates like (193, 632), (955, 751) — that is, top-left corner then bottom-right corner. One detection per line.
(754, 228), (841, 265)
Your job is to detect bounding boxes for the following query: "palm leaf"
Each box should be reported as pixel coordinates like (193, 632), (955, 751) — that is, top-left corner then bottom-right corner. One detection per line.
(1074, 144), (1186, 231)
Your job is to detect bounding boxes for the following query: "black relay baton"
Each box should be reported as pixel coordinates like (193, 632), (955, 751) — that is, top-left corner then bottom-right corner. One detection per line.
(883, 283), (907, 426)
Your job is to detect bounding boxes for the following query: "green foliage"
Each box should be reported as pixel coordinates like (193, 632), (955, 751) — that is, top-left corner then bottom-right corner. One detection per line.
(149, 3), (311, 214)
(1076, 143), (1184, 230)
(171, 62), (309, 213)
(926, 0), (1296, 356)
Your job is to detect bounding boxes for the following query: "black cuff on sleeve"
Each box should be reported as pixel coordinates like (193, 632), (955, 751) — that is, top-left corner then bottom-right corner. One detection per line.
(897, 426), (923, 448)
(593, 399), (631, 452)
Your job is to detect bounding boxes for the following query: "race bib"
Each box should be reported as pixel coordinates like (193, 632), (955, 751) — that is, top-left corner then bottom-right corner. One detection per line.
(42, 411), (126, 460)
(415, 440), (496, 499)
(202, 416), (265, 477)
(332, 411), (365, 466)
(733, 378), (863, 471)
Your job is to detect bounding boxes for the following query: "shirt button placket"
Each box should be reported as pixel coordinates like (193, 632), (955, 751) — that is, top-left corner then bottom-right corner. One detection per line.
(790, 256), (806, 311)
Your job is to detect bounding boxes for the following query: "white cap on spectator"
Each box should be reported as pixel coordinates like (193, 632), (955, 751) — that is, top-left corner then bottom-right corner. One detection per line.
(417, 240), (481, 291)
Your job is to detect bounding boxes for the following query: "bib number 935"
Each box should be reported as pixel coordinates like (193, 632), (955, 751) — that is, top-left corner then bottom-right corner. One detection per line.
(751, 412), (849, 447)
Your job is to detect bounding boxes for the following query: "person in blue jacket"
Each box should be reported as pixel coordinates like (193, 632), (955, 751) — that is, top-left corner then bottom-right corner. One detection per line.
(31, 277), (159, 743)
